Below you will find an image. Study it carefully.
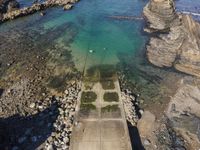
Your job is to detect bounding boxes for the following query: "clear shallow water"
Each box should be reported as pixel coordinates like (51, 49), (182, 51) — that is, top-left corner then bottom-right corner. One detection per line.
(43, 0), (148, 70)
(0, 0), (148, 71)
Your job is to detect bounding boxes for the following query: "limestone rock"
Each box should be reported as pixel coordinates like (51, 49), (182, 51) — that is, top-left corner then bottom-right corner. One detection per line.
(143, 0), (200, 78)
(143, 0), (179, 31)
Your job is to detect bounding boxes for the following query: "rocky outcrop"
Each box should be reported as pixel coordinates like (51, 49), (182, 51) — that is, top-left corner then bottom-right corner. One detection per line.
(0, 0), (79, 22)
(143, 0), (200, 78)
(143, 0), (180, 31)
(166, 77), (200, 149)
(2, 3), (45, 20)
(0, 0), (19, 15)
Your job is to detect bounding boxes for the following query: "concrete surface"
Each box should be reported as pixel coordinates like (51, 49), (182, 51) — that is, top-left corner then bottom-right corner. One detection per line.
(70, 80), (132, 150)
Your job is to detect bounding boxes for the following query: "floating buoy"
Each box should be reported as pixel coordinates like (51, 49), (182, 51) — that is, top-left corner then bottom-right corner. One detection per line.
(89, 50), (94, 53)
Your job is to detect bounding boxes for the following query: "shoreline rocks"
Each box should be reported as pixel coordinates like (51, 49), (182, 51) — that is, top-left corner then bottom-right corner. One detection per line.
(118, 72), (143, 126)
(44, 81), (81, 150)
(166, 77), (200, 149)
(0, 0), (20, 13)
(121, 90), (139, 126)
(0, 0), (19, 20)
(143, 0), (200, 78)
(0, 0), (79, 22)
(143, 0), (179, 31)
(0, 78), (81, 150)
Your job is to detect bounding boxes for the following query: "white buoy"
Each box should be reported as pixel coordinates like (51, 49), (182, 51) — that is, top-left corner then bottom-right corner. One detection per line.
(89, 50), (94, 53)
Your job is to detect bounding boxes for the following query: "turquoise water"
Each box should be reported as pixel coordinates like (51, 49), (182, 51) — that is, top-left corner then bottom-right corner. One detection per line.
(0, 0), (147, 71)
(43, 0), (148, 70)
(1, 0), (165, 106)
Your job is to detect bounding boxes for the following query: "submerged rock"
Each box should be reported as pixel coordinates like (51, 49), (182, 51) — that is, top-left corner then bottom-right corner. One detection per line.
(40, 12), (45, 16)
(63, 4), (73, 10)
(143, 0), (200, 78)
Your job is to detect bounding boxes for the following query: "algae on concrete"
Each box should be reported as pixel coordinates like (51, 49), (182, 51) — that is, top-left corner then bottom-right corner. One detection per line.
(81, 91), (97, 103)
(101, 104), (119, 113)
(80, 103), (96, 111)
(103, 92), (119, 102)
(100, 80), (115, 90)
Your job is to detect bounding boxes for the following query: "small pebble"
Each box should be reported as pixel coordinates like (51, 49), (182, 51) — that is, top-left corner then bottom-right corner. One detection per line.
(29, 103), (35, 108)
(144, 139), (151, 145)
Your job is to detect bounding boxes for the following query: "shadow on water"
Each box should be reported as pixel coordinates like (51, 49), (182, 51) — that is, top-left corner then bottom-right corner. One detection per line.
(84, 65), (117, 81)
(128, 122), (145, 150)
(0, 101), (59, 150)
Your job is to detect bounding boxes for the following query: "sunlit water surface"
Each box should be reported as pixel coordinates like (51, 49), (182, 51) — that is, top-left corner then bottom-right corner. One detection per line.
(1, 0), (148, 71)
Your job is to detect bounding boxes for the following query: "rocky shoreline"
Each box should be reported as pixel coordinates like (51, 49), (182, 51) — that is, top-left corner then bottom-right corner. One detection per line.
(44, 81), (81, 150)
(118, 72), (141, 126)
(140, 0), (200, 149)
(143, 0), (200, 78)
(0, 0), (79, 23)
(0, 80), (81, 150)
(119, 69), (200, 149)
(0, 17), (82, 149)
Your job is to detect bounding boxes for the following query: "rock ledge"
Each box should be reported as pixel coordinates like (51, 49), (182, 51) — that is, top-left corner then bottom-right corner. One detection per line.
(143, 0), (200, 78)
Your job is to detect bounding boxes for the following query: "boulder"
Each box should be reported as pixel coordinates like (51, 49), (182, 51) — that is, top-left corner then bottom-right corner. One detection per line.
(63, 4), (72, 10)
(137, 111), (156, 138)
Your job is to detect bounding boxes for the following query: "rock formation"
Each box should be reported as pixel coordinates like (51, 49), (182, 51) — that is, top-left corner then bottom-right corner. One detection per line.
(166, 77), (200, 149)
(0, 0), (19, 20)
(143, 0), (200, 78)
(0, 0), (78, 22)
(143, 0), (180, 31)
